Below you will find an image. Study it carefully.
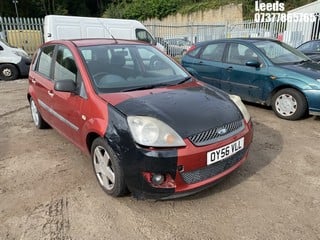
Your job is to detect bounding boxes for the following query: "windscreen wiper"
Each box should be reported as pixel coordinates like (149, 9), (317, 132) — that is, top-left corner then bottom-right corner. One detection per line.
(297, 59), (312, 64)
(121, 77), (192, 92)
(176, 76), (192, 84)
(121, 83), (171, 92)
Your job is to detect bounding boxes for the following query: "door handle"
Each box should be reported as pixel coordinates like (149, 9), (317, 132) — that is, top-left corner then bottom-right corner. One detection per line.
(226, 66), (233, 71)
(30, 77), (36, 84)
(47, 90), (54, 97)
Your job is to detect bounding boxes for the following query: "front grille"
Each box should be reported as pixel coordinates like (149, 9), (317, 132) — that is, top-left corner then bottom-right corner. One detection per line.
(180, 148), (247, 184)
(188, 120), (244, 146)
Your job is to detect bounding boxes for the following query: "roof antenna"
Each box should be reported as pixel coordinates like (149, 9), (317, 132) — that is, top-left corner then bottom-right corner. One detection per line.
(96, 18), (118, 44)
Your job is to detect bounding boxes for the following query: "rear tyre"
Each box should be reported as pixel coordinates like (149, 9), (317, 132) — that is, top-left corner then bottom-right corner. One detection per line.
(271, 88), (307, 120)
(0, 64), (19, 81)
(30, 98), (49, 129)
(91, 138), (127, 197)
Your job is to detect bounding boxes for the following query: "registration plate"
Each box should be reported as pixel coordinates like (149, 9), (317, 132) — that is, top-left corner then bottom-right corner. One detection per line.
(207, 138), (244, 165)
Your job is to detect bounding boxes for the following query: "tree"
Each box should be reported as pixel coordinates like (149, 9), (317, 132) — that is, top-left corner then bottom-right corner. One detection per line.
(0, 0), (316, 19)
(103, 0), (181, 20)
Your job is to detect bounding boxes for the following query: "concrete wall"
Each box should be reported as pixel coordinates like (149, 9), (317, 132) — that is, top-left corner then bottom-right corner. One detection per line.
(143, 3), (243, 25)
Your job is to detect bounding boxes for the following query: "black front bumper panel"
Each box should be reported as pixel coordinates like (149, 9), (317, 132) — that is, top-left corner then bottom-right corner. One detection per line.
(105, 106), (178, 199)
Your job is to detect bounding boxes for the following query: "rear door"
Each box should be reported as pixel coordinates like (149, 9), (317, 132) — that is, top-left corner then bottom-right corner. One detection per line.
(29, 45), (56, 125)
(188, 42), (226, 88)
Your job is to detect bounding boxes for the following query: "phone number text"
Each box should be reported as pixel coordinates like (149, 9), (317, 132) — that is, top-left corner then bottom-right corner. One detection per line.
(254, 12), (318, 23)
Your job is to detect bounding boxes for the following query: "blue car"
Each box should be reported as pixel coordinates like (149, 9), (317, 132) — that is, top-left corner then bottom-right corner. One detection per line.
(182, 38), (320, 120)
(297, 40), (320, 62)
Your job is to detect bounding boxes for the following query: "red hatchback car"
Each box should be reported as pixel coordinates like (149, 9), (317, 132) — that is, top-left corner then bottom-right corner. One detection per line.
(27, 39), (253, 199)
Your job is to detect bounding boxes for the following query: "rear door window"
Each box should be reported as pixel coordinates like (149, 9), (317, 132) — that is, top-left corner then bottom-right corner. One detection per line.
(200, 43), (226, 61)
(36, 45), (55, 78)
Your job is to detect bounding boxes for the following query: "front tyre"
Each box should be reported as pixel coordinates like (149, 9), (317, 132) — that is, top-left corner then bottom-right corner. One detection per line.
(272, 88), (307, 120)
(91, 138), (127, 197)
(30, 97), (49, 129)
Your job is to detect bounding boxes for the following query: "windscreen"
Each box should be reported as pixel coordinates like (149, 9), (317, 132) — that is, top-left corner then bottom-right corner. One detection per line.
(253, 40), (309, 64)
(79, 44), (189, 93)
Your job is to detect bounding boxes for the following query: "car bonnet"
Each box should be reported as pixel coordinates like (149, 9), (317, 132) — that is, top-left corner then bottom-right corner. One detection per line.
(279, 61), (320, 79)
(101, 84), (243, 138)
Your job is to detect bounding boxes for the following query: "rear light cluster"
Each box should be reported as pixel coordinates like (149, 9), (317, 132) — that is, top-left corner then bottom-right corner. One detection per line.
(143, 172), (176, 188)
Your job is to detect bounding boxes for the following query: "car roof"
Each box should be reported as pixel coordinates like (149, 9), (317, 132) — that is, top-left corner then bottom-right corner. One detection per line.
(298, 39), (320, 45)
(197, 37), (279, 45)
(44, 38), (150, 47)
(301, 39), (320, 43)
(233, 37), (279, 42)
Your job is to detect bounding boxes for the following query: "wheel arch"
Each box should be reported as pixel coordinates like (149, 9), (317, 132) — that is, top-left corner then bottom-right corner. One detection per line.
(27, 93), (32, 102)
(266, 84), (308, 107)
(0, 62), (20, 73)
(86, 132), (101, 154)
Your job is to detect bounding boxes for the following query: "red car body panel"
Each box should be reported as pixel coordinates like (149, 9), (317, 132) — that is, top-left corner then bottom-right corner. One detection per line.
(175, 121), (252, 193)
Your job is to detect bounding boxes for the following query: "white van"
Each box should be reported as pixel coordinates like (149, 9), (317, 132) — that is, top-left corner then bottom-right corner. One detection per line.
(0, 38), (31, 80)
(44, 15), (164, 50)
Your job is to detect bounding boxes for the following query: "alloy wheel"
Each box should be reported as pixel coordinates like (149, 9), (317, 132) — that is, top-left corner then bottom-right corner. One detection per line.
(93, 146), (115, 191)
(30, 100), (40, 126)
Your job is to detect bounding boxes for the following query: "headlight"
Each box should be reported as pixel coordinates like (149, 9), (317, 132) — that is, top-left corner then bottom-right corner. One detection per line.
(127, 116), (186, 147)
(229, 95), (251, 123)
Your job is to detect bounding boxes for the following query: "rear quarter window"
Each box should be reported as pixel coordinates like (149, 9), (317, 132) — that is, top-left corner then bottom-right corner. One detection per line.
(187, 46), (201, 57)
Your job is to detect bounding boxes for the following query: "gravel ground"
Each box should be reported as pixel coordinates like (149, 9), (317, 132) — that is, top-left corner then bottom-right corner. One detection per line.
(1, 79), (320, 240)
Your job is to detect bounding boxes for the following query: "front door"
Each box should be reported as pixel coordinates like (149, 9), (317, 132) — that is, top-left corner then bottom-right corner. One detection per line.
(221, 43), (269, 102)
(50, 45), (88, 148)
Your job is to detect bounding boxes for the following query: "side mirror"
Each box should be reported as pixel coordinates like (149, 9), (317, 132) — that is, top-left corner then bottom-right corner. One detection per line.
(54, 79), (76, 92)
(0, 46), (3, 51)
(246, 60), (261, 68)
